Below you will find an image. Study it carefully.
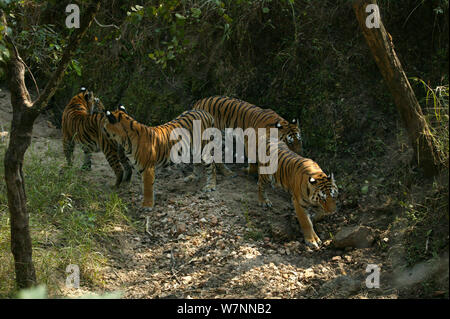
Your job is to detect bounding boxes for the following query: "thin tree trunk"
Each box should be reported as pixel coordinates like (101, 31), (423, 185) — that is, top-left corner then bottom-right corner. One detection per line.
(1, 1), (101, 288)
(353, 0), (442, 177)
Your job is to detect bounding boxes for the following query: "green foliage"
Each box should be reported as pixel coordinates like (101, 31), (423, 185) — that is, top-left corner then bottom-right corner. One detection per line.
(16, 284), (122, 299)
(0, 141), (135, 297)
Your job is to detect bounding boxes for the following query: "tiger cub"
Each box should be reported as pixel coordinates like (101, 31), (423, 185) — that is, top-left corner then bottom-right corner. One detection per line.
(61, 87), (133, 187)
(257, 139), (338, 248)
(102, 106), (216, 210)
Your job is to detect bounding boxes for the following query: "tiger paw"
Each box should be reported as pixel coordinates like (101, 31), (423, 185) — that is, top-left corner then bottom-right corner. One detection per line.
(304, 233), (322, 249)
(258, 199), (272, 208)
(142, 201), (154, 212)
(184, 174), (200, 182)
(141, 205), (154, 212)
(203, 184), (216, 192)
(217, 164), (235, 177)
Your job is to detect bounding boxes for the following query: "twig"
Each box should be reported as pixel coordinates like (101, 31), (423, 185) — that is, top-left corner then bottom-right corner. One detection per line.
(93, 17), (121, 40)
(94, 17), (120, 29)
(145, 216), (153, 237)
(170, 248), (181, 285)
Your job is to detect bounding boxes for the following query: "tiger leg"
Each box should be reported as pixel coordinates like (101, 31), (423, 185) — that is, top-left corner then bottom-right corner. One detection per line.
(118, 145), (133, 183)
(292, 198), (321, 248)
(63, 138), (75, 167)
(81, 145), (92, 171)
(184, 163), (202, 182)
(257, 173), (272, 207)
(203, 162), (216, 192)
(104, 151), (125, 187)
(101, 141), (127, 187)
(142, 166), (155, 209)
(216, 163), (235, 177)
(243, 163), (258, 175)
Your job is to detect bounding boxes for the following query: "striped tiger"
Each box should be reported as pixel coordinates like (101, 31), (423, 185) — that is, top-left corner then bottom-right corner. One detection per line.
(61, 87), (133, 187)
(102, 106), (217, 210)
(193, 96), (302, 175)
(257, 139), (338, 248)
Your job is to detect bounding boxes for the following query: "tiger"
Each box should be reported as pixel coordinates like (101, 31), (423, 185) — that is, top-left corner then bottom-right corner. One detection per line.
(61, 87), (133, 187)
(256, 139), (338, 248)
(193, 96), (302, 175)
(102, 106), (217, 210)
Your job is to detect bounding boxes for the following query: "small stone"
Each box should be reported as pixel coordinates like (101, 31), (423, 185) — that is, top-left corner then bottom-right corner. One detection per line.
(176, 222), (187, 235)
(303, 268), (314, 278)
(182, 275), (192, 284)
(332, 256), (342, 262)
(210, 215), (218, 226)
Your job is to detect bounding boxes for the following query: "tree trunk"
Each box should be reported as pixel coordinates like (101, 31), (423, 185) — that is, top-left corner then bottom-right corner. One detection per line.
(353, 0), (442, 177)
(1, 1), (101, 288)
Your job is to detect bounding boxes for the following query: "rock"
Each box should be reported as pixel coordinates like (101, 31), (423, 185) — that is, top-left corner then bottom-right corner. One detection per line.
(331, 256), (342, 262)
(319, 275), (361, 298)
(176, 222), (187, 235)
(303, 268), (314, 279)
(210, 215), (218, 226)
(333, 225), (375, 248)
(182, 275), (192, 284)
(270, 220), (298, 242)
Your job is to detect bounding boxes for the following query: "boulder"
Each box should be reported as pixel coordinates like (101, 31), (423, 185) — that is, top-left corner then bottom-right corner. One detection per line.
(333, 225), (375, 248)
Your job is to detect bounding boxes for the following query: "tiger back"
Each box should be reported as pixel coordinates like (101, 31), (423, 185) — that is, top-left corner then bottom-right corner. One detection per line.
(61, 88), (132, 187)
(193, 96), (302, 175)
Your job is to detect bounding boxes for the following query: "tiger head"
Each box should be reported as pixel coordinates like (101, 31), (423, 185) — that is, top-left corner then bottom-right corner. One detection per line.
(102, 105), (134, 152)
(79, 87), (97, 114)
(306, 172), (338, 218)
(91, 97), (105, 114)
(275, 119), (302, 154)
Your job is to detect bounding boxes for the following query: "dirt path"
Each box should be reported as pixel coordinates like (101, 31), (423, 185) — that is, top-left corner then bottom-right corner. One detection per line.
(1, 87), (432, 299)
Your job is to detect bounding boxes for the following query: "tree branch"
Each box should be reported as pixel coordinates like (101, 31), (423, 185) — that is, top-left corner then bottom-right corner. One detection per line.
(33, 1), (101, 114)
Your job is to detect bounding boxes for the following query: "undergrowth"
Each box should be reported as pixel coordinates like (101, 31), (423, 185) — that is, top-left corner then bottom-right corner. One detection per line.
(0, 140), (135, 298)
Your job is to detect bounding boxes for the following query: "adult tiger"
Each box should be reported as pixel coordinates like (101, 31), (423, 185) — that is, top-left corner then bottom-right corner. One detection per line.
(257, 139), (338, 248)
(61, 87), (133, 187)
(102, 106), (216, 210)
(193, 96), (302, 175)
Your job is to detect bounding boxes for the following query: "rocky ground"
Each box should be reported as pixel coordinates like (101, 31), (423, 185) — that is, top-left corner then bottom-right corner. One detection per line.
(1, 87), (448, 299)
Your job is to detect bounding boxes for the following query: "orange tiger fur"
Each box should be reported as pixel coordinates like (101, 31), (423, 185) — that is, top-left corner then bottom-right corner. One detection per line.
(257, 139), (338, 248)
(61, 88), (132, 187)
(193, 96), (302, 174)
(102, 106), (216, 209)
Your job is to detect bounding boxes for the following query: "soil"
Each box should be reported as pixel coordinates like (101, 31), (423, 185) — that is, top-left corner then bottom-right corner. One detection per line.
(1, 87), (448, 299)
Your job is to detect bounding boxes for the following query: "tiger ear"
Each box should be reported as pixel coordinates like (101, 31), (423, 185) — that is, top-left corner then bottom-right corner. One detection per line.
(118, 105), (127, 113)
(309, 177), (316, 184)
(291, 118), (296, 124)
(80, 86), (87, 93)
(276, 122), (282, 129)
(105, 110), (117, 124)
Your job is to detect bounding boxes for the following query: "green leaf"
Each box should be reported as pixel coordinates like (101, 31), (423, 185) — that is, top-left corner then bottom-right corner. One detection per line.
(361, 185), (369, 194)
(262, 7), (270, 13)
(175, 13), (186, 20)
(191, 8), (201, 18)
(71, 60), (82, 76)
